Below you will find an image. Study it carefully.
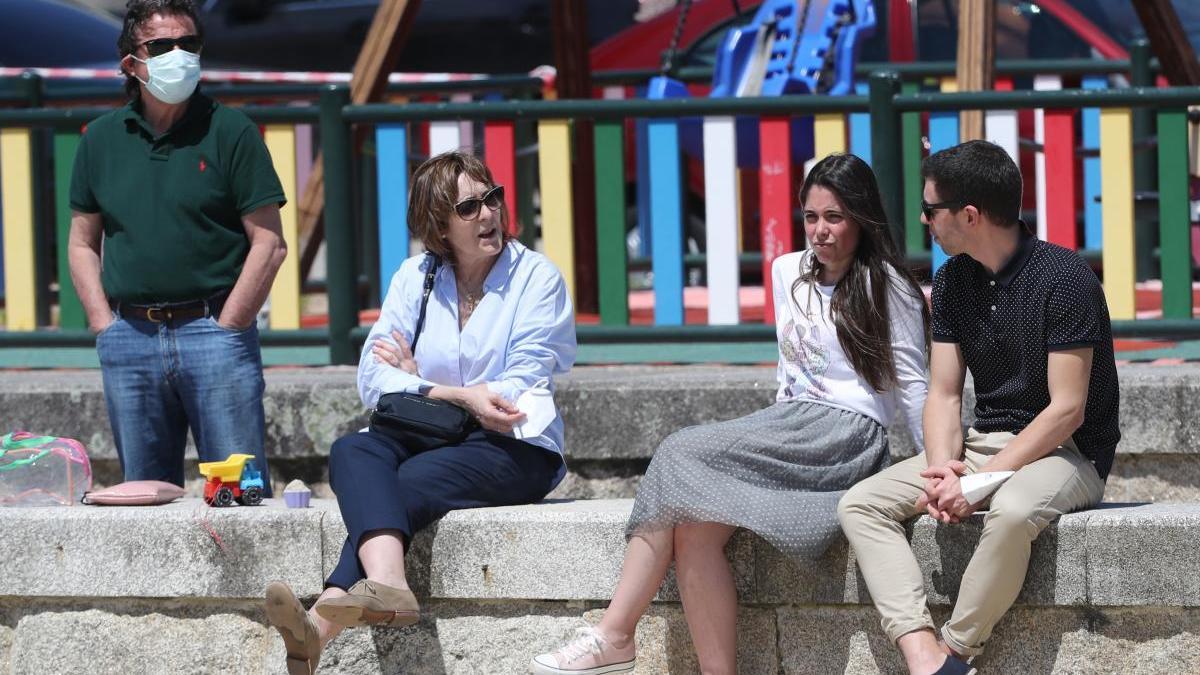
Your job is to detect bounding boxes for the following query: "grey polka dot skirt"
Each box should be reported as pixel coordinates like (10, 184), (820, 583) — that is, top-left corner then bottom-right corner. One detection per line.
(626, 400), (889, 559)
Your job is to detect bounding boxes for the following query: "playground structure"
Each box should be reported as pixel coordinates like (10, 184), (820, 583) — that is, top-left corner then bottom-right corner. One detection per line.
(0, 3), (1197, 366)
(197, 454), (266, 507)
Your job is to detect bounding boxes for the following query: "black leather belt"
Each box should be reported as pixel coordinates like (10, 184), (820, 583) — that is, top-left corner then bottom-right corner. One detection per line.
(112, 291), (229, 323)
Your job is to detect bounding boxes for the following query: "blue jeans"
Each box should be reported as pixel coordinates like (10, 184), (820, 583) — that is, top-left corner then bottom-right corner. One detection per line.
(95, 311), (270, 495)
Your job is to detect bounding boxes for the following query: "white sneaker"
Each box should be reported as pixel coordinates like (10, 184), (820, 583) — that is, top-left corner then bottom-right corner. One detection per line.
(530, 627), (636, 674)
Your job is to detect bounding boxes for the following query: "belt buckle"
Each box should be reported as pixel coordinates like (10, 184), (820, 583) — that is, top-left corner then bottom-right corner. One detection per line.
(145, 307), (168, 322)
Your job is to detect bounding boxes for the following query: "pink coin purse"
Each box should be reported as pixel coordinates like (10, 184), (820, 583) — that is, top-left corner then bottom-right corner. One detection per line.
(82, 480), (185, 506)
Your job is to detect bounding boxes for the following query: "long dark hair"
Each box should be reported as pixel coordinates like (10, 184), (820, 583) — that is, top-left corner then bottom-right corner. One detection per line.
(793, 153), (930, 392)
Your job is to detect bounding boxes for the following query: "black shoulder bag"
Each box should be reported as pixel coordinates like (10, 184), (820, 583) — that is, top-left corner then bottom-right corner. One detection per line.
(369, 255), (479, 451)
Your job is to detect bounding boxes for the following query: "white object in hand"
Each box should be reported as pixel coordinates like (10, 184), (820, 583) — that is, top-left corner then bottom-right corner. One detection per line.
(960, 471), (1016, 505)
(513, 379), (555, 440)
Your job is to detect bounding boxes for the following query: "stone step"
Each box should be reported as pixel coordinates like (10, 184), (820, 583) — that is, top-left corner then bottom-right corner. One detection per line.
(1, 499), (1198, 674)
(5, 499), (1198, 607)
(3, 364), (1198, 502)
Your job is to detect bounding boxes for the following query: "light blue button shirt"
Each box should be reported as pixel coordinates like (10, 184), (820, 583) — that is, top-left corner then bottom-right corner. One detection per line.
(357, 241), (576, 484)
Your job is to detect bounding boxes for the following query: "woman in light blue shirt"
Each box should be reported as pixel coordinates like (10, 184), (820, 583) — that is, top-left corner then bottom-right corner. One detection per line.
(265, 151), (575, 675)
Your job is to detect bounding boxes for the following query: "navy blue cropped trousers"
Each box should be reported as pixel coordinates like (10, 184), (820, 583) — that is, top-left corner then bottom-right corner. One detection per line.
(325, 429), (561, 590)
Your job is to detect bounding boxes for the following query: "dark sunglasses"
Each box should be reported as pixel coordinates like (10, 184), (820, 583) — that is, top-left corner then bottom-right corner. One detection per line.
(921, 199), (965, 221)
(138, 35), (203, 57)
(453, 185), (504, 220)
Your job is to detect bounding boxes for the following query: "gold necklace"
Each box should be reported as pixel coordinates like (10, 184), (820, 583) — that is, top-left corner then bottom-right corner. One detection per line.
(462, 286), (484, 313)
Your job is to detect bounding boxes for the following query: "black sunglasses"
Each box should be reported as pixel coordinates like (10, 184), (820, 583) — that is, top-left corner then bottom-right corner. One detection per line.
(921, 199), (965, 221)
(138, 35), (203, 58)
(453, 185), (504, 220)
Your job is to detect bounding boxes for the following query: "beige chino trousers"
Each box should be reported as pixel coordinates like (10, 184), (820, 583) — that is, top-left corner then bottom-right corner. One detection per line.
(837, 429), (1106, 656)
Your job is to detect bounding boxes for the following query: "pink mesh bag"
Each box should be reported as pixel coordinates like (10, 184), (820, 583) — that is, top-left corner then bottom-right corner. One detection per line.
(0, 431), (93, 506)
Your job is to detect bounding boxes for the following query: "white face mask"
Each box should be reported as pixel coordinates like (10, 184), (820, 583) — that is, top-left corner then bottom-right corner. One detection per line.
(132, 49), (200, 105)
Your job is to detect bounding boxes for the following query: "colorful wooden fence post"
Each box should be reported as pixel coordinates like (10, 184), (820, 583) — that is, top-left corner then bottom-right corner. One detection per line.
(901, 82), (924, 254)
(813, 113), (847, 161)
(759, 116), (793, 325)
(1081, 75), (1107, 251)
(1099, 107), (1136, 320)
(647, 117), (684, 325)
(985, 77), (1019, 162)
(452, 93), (474, 151)
(703, 116), (739, 325)
(1157, 109), (1193, 319)
(849, 81), (872, 164)
(1043, 106), (1078, 250)
(376, 123), (409, 302)
(430, 96), (469, 156)
(538, 119), (577, 304)
(483, 121), (518, 235)
(1, 127), (37, 330)
(53, 130), (85, 330)
(264, 125), (301, 329)
(928, 77), (959, 272)
(1033, 74), (1063, 242)
(593, 120), (628, 325)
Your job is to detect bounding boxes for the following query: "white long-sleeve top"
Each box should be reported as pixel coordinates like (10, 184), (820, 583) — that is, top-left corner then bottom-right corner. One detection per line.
(772, 250), (928, 450)
(357, 241), (576, 481)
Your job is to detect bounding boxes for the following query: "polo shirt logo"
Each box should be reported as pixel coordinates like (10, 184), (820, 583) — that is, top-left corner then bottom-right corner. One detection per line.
(199, 159), (207, 172)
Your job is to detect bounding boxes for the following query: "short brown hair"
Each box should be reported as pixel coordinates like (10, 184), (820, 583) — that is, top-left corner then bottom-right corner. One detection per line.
(407, 151), (512, 264)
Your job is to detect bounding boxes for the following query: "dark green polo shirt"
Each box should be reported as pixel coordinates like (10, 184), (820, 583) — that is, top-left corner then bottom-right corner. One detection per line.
(69, 93), (285, 303)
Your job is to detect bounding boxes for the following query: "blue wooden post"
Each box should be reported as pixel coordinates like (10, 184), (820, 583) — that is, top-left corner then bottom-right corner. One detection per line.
(850, 81), (872, 164)
(376, 123), (409, 303)
(1082, 75), (1107, 251)
(648, 118), (684, 325)
(928, 111), (959, 273)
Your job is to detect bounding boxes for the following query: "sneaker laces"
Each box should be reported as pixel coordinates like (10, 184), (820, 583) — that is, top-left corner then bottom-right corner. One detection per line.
(557, 627), (610, 665)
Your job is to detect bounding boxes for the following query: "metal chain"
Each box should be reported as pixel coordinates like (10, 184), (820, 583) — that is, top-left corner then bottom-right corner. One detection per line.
(661, 0), (696, 76)
(786, 0), (815, 75)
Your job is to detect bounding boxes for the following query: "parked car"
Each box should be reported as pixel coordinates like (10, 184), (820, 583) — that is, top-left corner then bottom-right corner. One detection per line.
(0, 0), (121, 69)
(196, 0), (639, 73)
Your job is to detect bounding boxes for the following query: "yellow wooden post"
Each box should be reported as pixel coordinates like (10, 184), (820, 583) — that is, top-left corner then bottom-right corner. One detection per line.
(537, 119), (575, 302)
(263, 125), (301, 329)
(1099, 108), (1136, 320)
(0, 128), (36, 330)
(813, 113), (847, 161)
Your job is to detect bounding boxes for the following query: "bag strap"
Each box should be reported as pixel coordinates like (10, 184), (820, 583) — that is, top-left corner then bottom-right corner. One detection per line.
(0, 432), (55, 472)
(410, 254), (441, 353)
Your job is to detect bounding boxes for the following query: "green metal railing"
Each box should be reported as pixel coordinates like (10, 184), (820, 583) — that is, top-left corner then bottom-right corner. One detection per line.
(1, 65), (1198, 365)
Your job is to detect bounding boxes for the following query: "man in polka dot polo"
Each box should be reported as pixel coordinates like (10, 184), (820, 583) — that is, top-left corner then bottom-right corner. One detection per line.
(838, 140), (1119, 675)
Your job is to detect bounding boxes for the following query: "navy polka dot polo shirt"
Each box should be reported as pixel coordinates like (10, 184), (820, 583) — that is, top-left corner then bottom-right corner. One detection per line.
(931, 230), (1120, 479)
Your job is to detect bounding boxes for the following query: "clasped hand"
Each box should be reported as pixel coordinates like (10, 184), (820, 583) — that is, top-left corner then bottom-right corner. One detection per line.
(372, 330), (526, 433)
(914, 460), (979, 524)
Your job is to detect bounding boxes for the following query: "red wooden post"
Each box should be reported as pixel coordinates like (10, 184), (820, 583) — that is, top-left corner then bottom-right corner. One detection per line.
(484, 121), (519, 234)
(1044, 109), (1078, 249)
(759, 117), (793, 324)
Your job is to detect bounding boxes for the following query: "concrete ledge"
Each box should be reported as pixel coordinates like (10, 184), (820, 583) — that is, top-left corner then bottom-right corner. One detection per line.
(3, 363), (1198, 463)
(3, 499), (1200, 674)
(4, 499), (1199, 609)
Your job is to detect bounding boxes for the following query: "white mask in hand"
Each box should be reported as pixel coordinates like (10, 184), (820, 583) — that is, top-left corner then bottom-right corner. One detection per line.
(513, 379), (555, 440)
(960, 471), (1015, 505)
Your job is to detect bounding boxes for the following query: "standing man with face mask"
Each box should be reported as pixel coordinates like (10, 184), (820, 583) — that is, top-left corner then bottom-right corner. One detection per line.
(68, 0), (287, 494)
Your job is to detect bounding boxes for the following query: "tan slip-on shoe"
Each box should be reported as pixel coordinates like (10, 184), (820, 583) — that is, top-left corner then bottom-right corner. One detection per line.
(265, 582), (321, 675)
(313, 579), (420, 628)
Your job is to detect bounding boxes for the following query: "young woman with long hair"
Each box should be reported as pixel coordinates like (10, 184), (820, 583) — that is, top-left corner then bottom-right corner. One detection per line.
(531, 153), (930, 675)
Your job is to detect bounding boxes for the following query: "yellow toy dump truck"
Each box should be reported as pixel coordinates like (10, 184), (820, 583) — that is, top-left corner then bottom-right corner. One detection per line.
(197, 454), (265, 506)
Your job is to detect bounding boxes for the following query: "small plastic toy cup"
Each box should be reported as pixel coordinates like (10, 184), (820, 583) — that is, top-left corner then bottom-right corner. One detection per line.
(283, 479), (311, 508)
